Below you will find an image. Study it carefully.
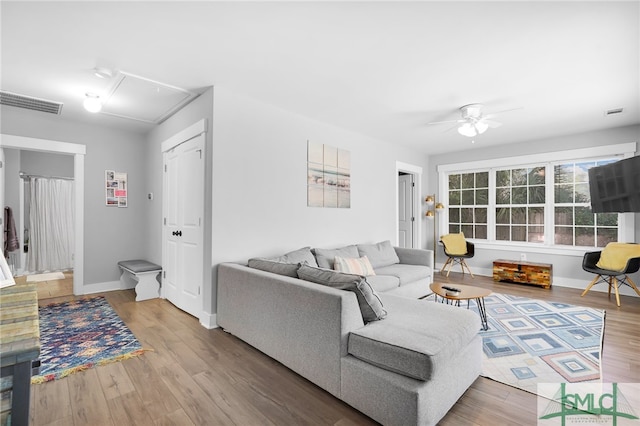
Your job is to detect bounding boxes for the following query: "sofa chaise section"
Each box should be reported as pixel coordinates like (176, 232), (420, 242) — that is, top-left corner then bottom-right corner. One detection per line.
(342, 295), (482, 426)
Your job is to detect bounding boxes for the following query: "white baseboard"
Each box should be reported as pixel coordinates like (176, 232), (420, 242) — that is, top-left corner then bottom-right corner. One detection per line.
(80, 278), (137, 295)
(200, 312), (218, 329)
(81, 283), (219, 326)
(436, 264), (639, 298)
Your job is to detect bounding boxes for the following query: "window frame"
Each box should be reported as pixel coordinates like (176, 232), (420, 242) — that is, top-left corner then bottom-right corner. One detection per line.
(436, 143), (636, 257)
(446, 171), (489, 239)
(493, 164), (546, 244)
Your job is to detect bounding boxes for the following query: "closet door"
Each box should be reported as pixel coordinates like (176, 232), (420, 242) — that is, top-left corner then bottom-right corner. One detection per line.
(162, 133), (204, 319)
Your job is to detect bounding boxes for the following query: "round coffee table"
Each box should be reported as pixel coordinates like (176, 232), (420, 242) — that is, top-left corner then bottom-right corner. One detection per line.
(429, 283), (491, 331)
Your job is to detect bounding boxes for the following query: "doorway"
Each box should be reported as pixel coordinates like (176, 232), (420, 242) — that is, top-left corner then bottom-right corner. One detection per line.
(0, 134), (85, 295)
(398, 172), (414, 248)
(17, 151), (75, 276)
(396, 162), (423, 249)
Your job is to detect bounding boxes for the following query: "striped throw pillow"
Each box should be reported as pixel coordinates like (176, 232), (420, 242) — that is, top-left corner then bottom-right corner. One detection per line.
(334, 255), (376, 276)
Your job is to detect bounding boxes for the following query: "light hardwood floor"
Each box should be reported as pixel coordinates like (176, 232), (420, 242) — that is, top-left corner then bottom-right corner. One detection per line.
(12, 271), (74, 300)
(29, 272), (640, 426)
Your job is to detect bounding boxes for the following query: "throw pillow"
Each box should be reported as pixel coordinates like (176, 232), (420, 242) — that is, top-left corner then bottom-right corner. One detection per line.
(596, 242), (640, 272)
(334, 255), (376, 276)
(357, 240), (400, 268)
(313, 245), (359, 269)
(440, 233), (467, 255)
(297, 265), (387, 323)
(272, 246), (319, 267)
(247, 246), (318, 277)
(247, 258), (302, 278)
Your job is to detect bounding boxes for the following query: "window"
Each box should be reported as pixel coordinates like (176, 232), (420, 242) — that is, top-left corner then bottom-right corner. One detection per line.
(438, 144), (634, 249)
(447, 172), (488, 239)
(495, 166), (545, 243)
(553, 160), (619, 247)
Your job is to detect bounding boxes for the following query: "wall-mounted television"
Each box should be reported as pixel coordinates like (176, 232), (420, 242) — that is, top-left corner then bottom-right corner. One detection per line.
(588, 155), (640, 213)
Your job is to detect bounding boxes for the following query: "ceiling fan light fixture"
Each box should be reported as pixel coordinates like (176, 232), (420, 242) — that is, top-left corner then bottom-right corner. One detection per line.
(458, 122), (477, 137)
(83, 92), (102, 113)
(475, 120), (489, 134)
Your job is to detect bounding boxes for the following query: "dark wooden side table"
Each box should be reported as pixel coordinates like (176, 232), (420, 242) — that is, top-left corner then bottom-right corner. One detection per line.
(1, 281), (40, 426)
(430, 282), (491, 331)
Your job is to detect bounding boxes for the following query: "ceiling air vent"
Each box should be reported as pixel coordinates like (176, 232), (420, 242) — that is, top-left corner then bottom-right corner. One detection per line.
(0, 90), (63, 115)
(604, 108), (624, 116)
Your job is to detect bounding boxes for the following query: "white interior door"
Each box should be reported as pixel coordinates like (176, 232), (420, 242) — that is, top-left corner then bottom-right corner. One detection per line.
(398, 173), (414, 248)
(163, 133), (204, 318)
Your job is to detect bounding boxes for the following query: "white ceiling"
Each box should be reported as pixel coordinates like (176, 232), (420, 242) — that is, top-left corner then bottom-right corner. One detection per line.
(1, 1), (638, 155)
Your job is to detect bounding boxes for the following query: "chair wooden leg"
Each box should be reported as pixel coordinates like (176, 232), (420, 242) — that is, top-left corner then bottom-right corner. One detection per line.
(460, 259), (475, 278)
(613, 277), (621, 307)
(440, 258), (452, 274)
(445, 257), (457, 277)
(445, 259), (453, 277)
(440, 258), (447, 274)
(625, 275), (640, 297)
(581, 275), (601, 297)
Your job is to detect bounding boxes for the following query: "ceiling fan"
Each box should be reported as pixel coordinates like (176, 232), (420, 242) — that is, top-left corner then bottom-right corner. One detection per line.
(428, 103), (521, 137)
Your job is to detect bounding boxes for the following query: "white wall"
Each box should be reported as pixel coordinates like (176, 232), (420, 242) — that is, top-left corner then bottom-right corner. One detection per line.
(21, 150), (74, 177)
(148, 86), (429, 319)
(0, 108), (150, 289)
(427, 124), (640, 296)
(210, 86), (430, 313)
(3, 149), (21, 219)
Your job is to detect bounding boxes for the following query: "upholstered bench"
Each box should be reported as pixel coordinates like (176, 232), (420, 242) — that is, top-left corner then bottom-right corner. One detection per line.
(117, 259), (162, 301)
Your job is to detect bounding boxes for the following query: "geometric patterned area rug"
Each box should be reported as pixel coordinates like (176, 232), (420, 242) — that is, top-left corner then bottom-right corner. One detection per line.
(32, 296), (146, 384)
(470, 293), (605, 396)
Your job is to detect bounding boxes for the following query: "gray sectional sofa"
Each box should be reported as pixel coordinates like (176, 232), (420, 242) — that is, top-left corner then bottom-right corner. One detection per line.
(217, 241), (482, 426)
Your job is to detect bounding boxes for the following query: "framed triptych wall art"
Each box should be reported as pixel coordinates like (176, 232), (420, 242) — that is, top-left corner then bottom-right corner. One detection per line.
(307, 141), (351, 208)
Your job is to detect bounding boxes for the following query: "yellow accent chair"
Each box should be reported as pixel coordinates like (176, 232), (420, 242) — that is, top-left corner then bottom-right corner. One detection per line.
(581, 242), (640, 306)
(440, 233), (475, 278)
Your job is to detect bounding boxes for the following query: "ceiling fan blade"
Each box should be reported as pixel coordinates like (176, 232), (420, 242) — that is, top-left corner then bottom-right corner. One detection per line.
(443, 124), (459, 133)
(484, 119), (502, 128)
(484, 106), (523, 119)
(427, 119), (464, 126)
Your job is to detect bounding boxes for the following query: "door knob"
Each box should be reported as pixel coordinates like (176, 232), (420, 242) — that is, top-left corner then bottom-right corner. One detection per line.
(172, 230), (183, 237)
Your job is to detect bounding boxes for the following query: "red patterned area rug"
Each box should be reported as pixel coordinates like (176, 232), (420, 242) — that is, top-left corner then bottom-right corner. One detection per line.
(32, 296), (146, 384)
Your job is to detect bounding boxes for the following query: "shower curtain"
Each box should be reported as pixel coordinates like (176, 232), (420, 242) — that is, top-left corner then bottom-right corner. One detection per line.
(25, 177), (75, 273)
